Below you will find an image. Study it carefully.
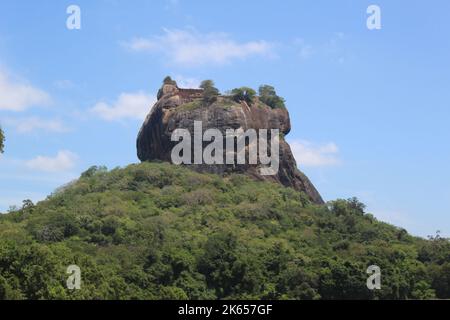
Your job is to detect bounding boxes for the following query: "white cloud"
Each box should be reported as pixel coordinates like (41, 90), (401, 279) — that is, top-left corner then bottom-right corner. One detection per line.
(25, 150), (78, 173)
(174, 75), (200, 88)
(0, 70), (51, 111)
(122, 28), (274, 66)
(54, 79), (74, 89)
(292, 33), (347, 63)
(4, 117), (69, 133)
(294, 38), (314, 60)
(290, 140), (340, 167)
(326, 32), (347, 64)
(90, 91), (156, 121)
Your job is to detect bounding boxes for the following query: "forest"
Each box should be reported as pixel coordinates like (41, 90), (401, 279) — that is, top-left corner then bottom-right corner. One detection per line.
(0, 162), (449, 299)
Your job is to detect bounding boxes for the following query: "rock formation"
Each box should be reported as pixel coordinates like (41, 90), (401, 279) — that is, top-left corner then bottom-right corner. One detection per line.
(137, 81), (324, 204)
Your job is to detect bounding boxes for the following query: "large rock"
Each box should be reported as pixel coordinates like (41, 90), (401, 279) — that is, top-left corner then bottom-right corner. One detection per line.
(137, 83), (324, 204)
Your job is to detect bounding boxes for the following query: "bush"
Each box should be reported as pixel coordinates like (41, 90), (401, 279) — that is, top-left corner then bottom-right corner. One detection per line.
(81, 166), (108, 178)
(200, 80), (220, 105)
(163, 76), (177, 85)
(158, 76), (178, 99)
(258, 85), (285, 109)
(230, 87), (256, 104)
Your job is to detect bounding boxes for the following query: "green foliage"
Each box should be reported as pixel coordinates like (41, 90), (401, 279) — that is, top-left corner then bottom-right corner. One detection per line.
(230, 87), (256, 105)
(81, 165), (108, 178)
(178, 100), (202, 112)
(163, 76), (177, 85)
(199, 80), (216, 91)
(200, 80), (220, 105)
(158, 77), (178, 100)
(258, 85), (286, 109)
(0, 126), (4, 153)
(0, 162), (449, 300)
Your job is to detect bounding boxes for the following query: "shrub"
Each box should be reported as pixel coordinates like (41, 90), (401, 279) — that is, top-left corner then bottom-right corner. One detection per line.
(230, 87), (256, 104)
(163, 76), (177, 85)
(258, 85), (286, 109)
(81, 166), (108, 178)
(158, 76), (178, 99)
(200, 80), (220, 105)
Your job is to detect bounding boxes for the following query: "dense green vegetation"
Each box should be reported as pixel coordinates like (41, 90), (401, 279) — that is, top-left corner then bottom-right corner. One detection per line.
(0, 162), (449, 300)
(157, 76), (178, 100)
(258, 85), (286, 109)
(163, 76), (177, 85)
(227, 85), (285, 109)
(230, 87), (257, 105)
(155, 76), (286, 111)
(200, 80), (220, 105)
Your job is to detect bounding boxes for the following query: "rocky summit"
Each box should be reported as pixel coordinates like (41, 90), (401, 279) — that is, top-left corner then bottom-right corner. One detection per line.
(137, 79), (324, 204)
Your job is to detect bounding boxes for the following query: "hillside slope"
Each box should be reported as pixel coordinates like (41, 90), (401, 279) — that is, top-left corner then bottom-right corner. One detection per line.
(0, 162), (449, 300)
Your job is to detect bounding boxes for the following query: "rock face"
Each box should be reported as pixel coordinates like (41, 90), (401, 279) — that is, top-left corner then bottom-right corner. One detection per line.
(137, 83), (324, 204)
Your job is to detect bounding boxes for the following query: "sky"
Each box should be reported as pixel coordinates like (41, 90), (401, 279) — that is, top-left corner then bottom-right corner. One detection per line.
(0, 0), (449, 238)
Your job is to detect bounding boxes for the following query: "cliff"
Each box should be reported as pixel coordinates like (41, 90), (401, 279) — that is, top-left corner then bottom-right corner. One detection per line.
(137, 81), (324, 204)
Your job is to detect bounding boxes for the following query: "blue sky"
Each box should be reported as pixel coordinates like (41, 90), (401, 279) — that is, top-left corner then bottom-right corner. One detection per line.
(0, 0), (449, 238)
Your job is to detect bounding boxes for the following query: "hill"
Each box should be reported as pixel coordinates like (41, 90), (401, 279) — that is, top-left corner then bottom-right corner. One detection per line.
(0, 162), (449, 299)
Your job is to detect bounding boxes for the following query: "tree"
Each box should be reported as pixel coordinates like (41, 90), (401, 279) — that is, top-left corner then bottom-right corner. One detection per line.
(22, 199), (34, 210)
(200, 80), (219, 105)
(158, 76), (178, 99)
(163, 76), (177, 85)
(198, 232), (242, 297)
(81, 165), (108, 178)
(258, 84), (277, 97)
(230, 87), (256, 104)
(200, 80), (215, 89)
(0, 160), (449, 300)
(0, 126), (4, 153)
(258, 85), (285, 109)
(433, 262), (450, 298)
